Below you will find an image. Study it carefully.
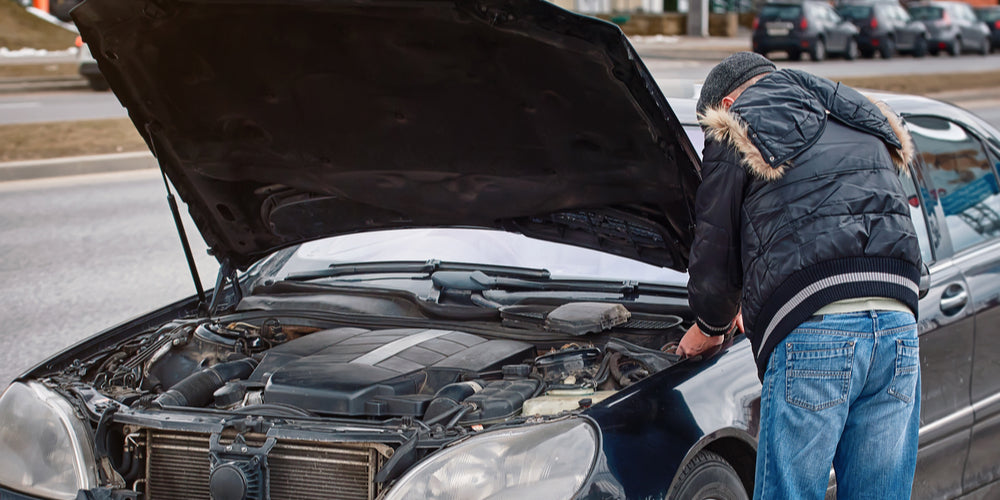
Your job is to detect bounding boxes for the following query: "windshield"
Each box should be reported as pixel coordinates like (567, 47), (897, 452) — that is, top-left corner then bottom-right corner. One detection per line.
(267, 228), (688, 284)
(837, 5), (873, 20)
(908, 6), (943, 20)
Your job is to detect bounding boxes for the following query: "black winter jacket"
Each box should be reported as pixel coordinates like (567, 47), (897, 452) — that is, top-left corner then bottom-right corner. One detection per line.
(690, 69), (922, 380)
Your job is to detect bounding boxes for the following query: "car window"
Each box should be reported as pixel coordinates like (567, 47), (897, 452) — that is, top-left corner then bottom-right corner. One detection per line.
(839, 4), (873, 20)
(825, 6), (843, 22)
(909, 5), (943, 20)
(977, 8), (1000, 22)
(759, 4), (802, 20)
(953, 4), (972, 21)
(274, 228), (690, 284)
(908, 115), (1000, 253)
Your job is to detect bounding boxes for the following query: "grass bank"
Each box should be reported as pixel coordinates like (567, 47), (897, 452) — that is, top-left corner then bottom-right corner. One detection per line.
(0, 118), (146, 162)
(0, 0), (76, 51)
(838, 69), (1000, 95)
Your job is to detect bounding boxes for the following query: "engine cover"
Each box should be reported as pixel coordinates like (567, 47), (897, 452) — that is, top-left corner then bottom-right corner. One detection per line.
(251, 328), (534, 416)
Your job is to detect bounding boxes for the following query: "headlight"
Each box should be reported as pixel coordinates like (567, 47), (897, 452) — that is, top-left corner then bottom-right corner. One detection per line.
(384, 418), (598, 500)
(0, 382), (98, 500)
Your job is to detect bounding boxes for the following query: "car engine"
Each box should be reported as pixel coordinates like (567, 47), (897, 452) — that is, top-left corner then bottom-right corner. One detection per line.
(53, 301), (688, 499)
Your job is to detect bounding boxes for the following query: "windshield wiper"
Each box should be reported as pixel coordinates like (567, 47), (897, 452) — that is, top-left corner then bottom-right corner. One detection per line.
(283, 259), (550, 282)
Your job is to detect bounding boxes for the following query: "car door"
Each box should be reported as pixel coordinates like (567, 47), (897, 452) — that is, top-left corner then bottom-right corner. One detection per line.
(917, 114), (1000, 496)
(879, 5), (901, 45)
(903, 114), (977, 499)
(897, 6), (926, 50)
(892, 5), (916, 48)
(954, 3), (985, 50)
(822, 4), (850, 51)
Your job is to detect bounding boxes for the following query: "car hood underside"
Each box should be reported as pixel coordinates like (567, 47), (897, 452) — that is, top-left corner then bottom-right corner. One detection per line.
(71, 0), (701, 271)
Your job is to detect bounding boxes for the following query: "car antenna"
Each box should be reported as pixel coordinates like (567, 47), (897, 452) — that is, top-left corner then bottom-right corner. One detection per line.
(145, 122), (208, 309)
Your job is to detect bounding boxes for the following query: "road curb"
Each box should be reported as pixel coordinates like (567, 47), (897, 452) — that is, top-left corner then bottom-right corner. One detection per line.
(0, 151), (156, 182)
(0, 76), (89, 94)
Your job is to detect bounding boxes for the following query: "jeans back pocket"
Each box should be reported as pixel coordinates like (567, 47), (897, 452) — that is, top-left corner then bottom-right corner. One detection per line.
(888, 339), (920, 404)
(785, 341), (854, 411)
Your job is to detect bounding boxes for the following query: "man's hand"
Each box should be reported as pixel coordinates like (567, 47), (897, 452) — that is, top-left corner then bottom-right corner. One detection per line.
(676, 312), (742, 359)
(676, 324), (725, 359)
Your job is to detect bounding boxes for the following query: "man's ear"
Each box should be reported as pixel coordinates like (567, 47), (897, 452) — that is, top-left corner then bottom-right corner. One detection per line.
(721, 95), (736, 110)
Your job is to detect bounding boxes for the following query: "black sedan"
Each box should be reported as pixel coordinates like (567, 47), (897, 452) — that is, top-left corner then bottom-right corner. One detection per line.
(1, 0), (999, 499)
(837, 1), (930, 58)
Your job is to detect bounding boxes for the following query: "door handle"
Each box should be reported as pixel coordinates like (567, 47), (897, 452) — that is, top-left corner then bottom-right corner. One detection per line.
(940, 285), (968, 314)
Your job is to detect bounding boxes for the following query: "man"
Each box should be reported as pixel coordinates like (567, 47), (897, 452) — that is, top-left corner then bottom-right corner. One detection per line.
(676, 52), (922, 499)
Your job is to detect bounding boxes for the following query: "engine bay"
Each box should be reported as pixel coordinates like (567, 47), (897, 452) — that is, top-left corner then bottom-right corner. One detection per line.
(81, 302), (687, 423)
(37, 297), (695, 499)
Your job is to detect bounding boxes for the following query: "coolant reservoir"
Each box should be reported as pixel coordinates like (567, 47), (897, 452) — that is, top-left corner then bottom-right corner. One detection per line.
(522, 388), (615, 416)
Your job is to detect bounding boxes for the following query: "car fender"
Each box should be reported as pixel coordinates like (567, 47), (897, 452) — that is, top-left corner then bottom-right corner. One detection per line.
(582, 337), (761, 499)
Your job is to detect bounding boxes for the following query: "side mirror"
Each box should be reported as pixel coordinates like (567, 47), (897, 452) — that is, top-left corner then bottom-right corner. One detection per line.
(919, 263), (930, 299)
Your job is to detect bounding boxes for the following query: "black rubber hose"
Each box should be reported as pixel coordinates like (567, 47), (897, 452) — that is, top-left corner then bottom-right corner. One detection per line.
(423, 403), (466, 426)
(120, 448), (141, 483)
(152, 358), (257, 408)
(446, 405), (472, 428)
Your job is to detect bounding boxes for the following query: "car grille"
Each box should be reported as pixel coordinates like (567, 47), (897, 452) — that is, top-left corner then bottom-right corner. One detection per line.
(145, 430), (392, 500)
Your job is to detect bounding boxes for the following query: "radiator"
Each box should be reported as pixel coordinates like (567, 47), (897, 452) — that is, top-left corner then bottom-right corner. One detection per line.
(145, 430), (392, 500)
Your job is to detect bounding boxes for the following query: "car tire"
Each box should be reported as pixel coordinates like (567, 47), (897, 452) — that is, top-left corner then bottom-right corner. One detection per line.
(810, 38), (826, 62)
(913, 36), (928, 58)
(949, 38), (961, 56)
(669, 450), (749, 500)
(845, 38), (859, 60)
(879, 37), (895, 59)
(980, 37), (990, 56)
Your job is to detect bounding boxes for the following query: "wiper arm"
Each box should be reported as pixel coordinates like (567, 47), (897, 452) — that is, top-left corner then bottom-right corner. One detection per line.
(434, 270), (684, 297)
(284, 259), (550, 282)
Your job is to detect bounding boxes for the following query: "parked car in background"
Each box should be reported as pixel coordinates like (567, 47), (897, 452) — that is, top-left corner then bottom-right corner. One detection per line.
(908, 0), (990, 56)
(74, 36), (107, 91)
(753, 1), (860, 61)
(975, 5), (1000, 51)
(837, 1), (929, 58)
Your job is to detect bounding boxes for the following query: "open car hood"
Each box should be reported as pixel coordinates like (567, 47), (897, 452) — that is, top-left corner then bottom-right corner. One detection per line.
(71, 0), (701, 271)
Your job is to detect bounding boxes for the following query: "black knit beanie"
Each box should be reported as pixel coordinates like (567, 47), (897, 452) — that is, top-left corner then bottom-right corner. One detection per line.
(696, 52), (776, 114)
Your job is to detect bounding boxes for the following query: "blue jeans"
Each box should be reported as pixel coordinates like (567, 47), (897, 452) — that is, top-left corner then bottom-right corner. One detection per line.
(753, 310), (920, 500)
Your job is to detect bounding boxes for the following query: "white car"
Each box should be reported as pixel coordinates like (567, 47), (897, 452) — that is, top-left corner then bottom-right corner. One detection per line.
(75, 36), (106, 91)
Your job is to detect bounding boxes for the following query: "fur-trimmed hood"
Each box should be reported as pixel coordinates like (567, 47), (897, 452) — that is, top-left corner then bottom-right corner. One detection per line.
(697, 69), (915, 181)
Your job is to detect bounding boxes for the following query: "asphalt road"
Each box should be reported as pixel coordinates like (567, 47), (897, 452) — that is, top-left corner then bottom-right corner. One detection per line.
(0, 170), (216, 386)
(0, 89), (124, 125)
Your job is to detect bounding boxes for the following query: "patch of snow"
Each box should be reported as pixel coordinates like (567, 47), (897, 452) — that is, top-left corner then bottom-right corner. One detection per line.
(25, 6), (79, 33)
(0, 47), (78, 57)
(628, 34), (682, 43)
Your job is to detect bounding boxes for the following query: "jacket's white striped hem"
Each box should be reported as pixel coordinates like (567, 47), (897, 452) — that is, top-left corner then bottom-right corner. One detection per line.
(757, 272), (919, 354)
